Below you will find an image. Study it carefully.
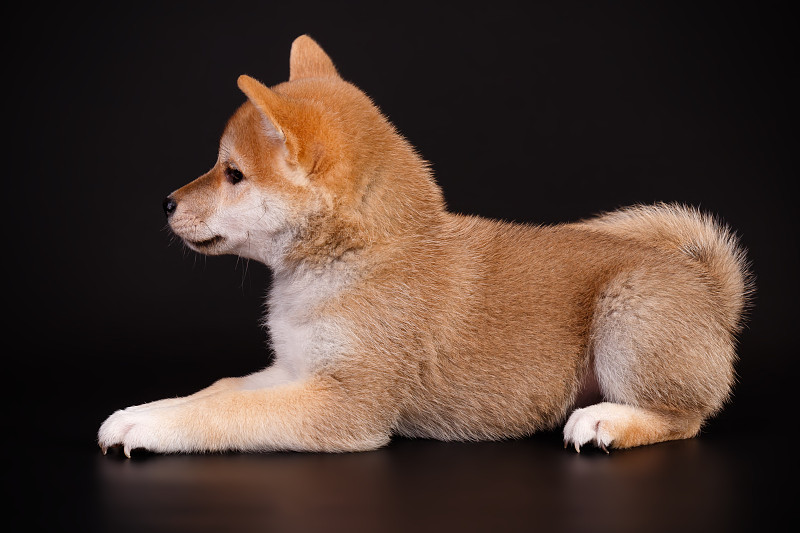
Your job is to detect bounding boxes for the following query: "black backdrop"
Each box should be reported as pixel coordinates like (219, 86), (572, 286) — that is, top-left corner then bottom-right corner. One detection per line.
(8, 2), (797, 531)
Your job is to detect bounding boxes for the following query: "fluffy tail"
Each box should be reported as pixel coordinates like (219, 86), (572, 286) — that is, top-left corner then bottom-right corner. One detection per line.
(582, 203), (754, 333)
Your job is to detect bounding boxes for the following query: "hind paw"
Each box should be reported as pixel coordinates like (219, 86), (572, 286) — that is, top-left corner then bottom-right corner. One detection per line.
(563, 401), (698, 452)
(563, 403), (626, 453)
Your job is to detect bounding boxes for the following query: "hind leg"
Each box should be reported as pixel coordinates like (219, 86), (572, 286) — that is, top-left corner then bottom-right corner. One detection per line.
(563, 402), (701, 452)
(564, 270), (736, 451)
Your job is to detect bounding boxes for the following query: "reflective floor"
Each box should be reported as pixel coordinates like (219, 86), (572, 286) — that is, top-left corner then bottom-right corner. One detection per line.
(14, 424), (783, 533)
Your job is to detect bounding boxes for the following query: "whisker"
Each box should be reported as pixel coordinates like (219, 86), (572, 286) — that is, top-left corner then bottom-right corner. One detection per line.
(241, 231), (252, 288)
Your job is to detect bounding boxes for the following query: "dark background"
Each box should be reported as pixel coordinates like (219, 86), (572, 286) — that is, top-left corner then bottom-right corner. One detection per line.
(7, 1), (797, 531)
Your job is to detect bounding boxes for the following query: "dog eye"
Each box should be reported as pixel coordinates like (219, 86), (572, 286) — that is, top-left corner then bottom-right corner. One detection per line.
(225, 166), (244, 184)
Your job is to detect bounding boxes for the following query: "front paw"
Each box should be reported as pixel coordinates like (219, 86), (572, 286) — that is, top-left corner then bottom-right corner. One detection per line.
(98, 407), (182, 457)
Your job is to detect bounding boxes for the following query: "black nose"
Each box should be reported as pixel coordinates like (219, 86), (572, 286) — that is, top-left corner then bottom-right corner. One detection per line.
(163, 196), (177, 217)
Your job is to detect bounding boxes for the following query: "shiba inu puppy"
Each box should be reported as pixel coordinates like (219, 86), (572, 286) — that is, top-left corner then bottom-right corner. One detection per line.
(99, 35), (751, 457)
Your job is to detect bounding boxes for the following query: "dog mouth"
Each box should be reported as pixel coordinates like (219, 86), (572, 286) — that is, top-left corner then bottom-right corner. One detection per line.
(187, 235), (225, 248)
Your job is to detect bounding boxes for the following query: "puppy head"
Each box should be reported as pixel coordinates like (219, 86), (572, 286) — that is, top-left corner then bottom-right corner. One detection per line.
(164, 35), (391, 266)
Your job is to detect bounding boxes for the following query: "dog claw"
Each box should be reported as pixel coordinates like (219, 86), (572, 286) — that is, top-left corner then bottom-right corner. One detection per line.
(100, 444), (107, 455)
(599, 443), (609, 454)
(574, 443), (580, 453)
(124, 445), (132, 459)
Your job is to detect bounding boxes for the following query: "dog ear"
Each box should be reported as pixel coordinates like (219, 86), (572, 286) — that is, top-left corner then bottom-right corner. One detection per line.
(237, 75), (287, 143)
(289, 35), (339, 81)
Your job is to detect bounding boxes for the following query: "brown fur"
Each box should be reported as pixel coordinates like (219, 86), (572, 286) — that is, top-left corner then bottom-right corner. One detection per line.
(98, 36), (751, 455)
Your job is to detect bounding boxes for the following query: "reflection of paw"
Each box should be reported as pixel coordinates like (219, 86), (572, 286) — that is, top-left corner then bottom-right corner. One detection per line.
(97, 406), (181, 458)
(563, 403), (626, 453)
